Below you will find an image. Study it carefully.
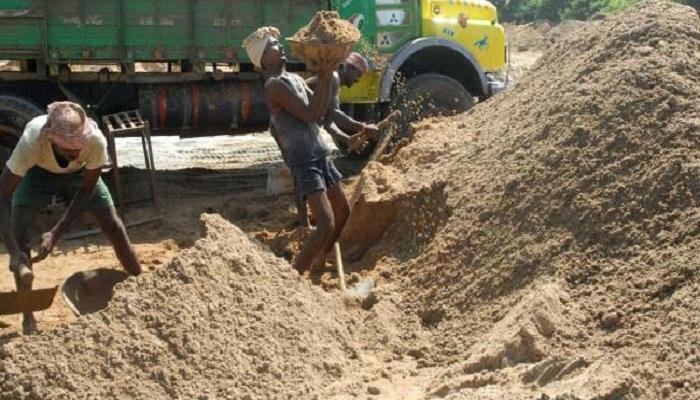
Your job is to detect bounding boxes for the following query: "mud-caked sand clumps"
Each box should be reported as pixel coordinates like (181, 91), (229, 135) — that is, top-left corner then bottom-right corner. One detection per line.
(290, 11), (361, 45)
(0, 215), (362, 399)
(0, 1), (698, 399)
(342, 1), (699, 398)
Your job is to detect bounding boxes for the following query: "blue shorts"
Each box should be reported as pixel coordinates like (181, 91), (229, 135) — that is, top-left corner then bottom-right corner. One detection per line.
(291, 157), (342, 200)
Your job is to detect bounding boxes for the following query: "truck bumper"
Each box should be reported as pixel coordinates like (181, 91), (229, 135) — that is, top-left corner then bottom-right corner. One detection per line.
(488, 79), (508, 96)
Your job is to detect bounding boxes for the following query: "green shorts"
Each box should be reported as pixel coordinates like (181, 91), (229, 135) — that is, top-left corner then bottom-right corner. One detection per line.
(12, 167), (114, 210)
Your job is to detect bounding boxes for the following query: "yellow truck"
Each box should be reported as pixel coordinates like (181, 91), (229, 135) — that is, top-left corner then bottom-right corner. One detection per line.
(340, 0), (507, 125)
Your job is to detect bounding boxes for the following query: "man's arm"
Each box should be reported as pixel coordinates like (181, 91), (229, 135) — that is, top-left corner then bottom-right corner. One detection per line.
(308, 74), (378, 137)
(265, 70), (334, 124)
(329, 108), (366, 133)
(0, 167), (24, 258)
(313, 74), (352, 146)
(323, 123), (351, 147)
(33, 167), (101, 262)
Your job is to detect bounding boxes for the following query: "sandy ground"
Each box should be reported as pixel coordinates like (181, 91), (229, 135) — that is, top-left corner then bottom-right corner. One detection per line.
(0, 186), (293, 337)
(0, 20), (548, 392)
(0, 45), (546, 339)
(1, 3), (698, 398)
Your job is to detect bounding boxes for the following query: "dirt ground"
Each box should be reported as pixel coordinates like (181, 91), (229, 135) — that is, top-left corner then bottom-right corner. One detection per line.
(2, 3), (698, 398)
(0, 154), (365, 337)
(0, 22), (548, 338)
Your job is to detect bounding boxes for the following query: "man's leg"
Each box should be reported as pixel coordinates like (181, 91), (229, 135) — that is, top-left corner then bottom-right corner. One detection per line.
(11, 206), (39, 335)
(295, 185), (310, 228)
(89, 206), (141, 276)
(293, 190), (335, 274)
(325, 184), (350, 248)
(311, 184), (350, 269)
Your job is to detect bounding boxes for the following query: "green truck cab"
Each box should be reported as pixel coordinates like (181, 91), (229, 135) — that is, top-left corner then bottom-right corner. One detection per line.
(0, 0), (507, 160)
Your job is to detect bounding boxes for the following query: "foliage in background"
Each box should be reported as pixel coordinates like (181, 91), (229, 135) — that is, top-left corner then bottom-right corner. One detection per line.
(493, 0), (698, 23)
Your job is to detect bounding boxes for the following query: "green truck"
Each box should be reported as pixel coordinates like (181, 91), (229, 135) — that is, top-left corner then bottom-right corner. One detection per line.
(0, 0), (507, 162)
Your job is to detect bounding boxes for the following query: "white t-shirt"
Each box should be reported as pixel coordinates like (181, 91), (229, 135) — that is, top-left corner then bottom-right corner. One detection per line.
(6, 115), (109, 177)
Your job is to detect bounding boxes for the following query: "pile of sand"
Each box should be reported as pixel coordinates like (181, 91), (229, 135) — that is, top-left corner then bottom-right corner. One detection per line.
(506, 20), (592, 53)
(290, 11), (360, 45)
(506, 20), (594, 84)
(346, 1), (699, 398)
(1, 1), (698, 399)
(0, 214), (361, 399)
(505, 21), (553, 51)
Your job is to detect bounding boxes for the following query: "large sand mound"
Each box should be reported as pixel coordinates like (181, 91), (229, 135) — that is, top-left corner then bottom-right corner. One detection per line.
(0, 214), (360, 399)
(1, 2), (698, 399)
(347, 1), (699, 398)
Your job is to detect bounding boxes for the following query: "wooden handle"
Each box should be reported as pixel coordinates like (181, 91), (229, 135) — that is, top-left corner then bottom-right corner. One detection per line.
(334, 242), (346, 292)
(376, 110), (401, 131)
(334, 110), (402, 294)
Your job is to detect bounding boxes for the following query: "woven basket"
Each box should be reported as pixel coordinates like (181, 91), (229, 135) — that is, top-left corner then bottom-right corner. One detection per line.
(287, 39), (353, 72)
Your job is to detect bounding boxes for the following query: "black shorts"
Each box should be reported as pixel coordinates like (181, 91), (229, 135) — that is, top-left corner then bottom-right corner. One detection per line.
(291, 157), (342, 200)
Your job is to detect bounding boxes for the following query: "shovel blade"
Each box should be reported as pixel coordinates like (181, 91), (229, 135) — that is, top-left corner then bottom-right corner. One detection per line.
(61, 268), (128, 316)
(347, 277), (375, 298)
(0, 286), (58, 315)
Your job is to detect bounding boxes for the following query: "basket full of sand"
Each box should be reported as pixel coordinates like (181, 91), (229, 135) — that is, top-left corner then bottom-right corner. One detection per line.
(288, 11), (361, 72)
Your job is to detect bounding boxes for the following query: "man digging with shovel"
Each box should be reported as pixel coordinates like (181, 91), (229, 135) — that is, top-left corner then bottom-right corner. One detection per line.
(0, 101), (141, 334)
(244, 28), (365, 275)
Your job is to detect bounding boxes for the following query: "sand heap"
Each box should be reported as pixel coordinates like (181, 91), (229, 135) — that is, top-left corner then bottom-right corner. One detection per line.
(0, 214), (361, 399)
(346, 1), (699, 398)
(505, 20), (593, 53)
(505, 21), (553, 51)
(0, 1), (698, 399)
(290, 11), (360, 45)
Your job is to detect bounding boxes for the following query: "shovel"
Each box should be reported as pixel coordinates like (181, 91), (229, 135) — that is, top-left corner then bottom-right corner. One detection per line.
(61, 268), (129, 316)
(334, 110), (401, 297)
(0, 286), (58, 316)
(0, 263), (58, 316)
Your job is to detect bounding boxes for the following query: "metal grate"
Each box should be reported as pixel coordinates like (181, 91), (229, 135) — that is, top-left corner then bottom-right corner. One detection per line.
(101, 110), (158, 216)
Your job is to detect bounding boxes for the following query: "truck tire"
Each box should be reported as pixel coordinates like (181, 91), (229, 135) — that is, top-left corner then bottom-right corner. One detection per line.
(0, 95), (42, 167)
(391, 73), (474, 137)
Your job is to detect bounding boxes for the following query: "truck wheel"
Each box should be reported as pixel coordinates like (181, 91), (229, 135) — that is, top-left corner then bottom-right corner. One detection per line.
(391, 73), (474, 137)
(0, 95), (42, 167)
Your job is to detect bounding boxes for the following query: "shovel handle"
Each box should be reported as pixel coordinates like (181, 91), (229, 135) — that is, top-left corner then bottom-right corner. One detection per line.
(334, 242), (346, 293)
(376, 110), (401, 131)
(334, 111), (401, 295)
(368, 111), (400, 163)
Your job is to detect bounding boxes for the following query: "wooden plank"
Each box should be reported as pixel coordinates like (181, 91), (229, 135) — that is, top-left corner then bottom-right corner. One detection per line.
(113, 113), (126, 129)
(120, 112), (134, 128)
(101, 115), (115, 131)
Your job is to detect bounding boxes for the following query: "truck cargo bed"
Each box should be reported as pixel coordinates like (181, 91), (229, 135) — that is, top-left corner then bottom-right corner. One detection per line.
(0, 0), (325, 64)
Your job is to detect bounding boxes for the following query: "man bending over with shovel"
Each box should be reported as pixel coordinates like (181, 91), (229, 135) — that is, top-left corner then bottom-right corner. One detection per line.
(0, 101), (141, 334)
(244, 28), (358, 274)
